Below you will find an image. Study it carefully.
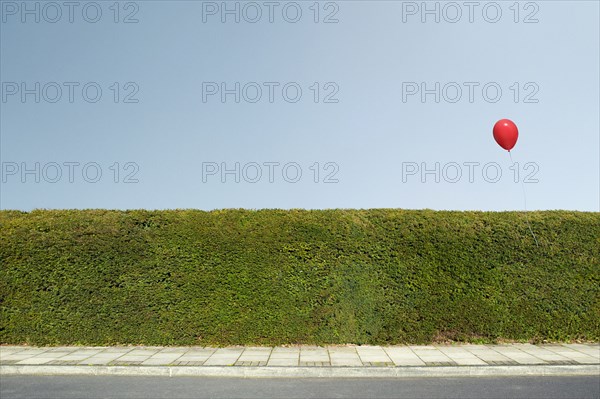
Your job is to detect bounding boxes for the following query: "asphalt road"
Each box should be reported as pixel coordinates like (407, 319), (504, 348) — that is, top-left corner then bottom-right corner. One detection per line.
(1, 376), (599, 399)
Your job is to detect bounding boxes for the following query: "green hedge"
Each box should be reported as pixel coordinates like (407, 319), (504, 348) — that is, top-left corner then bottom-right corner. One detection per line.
(1, 209), (598, 346)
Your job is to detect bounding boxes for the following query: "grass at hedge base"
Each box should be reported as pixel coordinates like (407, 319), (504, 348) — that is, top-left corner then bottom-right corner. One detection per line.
(1, 209), (598, 346)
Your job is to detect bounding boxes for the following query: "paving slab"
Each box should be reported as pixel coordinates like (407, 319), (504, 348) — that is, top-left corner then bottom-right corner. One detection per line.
(299, 347), (329, 363)
(141, 358), (181, 365)
(564, 354), (599, 364)
(269, 352), (299, 359)
(97, 348), (133, 354)
(126, 349), (160, 356)
(54, 354), (95, 361)
(272, 347), (301, 353)
(330, 358), (362, 366)
(242, 347), (273, 353)
(14, 357), (56, 365)
(237, 355), (271, 363)
(328, 347), (361, 366)
(65, 349), (104, 355)
(178, 354), (210, 361)
(146, 352), (185, 359)
(437, 348), (487, 365)
(267, 358), (299, 366)
(154, 348), (189, 353)
(78, 358), (117, 365)
(116, 356), (152, 362)
(447, 357), (487, 366)
(86, 352), (126, 358)
(408, 345), (438, 350)
(383, 347), (423, 359)
(183, 350), (214, 356)
(356, 346), (392, 363)
(202, 348), (243, 366)
(5, 349), (49, 356)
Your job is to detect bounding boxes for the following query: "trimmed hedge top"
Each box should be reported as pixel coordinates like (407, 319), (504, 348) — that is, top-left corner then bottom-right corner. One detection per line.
(1, 209), (599, 346)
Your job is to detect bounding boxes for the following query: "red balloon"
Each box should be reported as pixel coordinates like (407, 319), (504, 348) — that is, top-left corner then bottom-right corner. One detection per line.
(493, 119), (519, 151)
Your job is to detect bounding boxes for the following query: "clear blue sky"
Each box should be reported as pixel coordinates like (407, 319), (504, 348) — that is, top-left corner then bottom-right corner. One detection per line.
(1, 0), (598, 211)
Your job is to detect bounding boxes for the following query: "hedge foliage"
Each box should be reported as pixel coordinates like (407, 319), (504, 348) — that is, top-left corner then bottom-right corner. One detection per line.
(1, 209), (598, 346)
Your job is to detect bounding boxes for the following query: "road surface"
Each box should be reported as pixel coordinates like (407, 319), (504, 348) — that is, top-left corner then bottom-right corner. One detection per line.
(1, 375), (599, 399)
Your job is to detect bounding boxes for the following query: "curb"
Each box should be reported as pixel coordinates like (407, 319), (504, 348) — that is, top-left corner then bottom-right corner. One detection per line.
(2, 364), (599, 378)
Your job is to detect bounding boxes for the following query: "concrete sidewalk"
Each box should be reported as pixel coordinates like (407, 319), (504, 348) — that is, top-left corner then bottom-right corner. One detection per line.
(2, 343), (598, 378)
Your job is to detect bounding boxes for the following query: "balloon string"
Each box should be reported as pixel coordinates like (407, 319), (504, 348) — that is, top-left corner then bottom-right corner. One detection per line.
(508, 151), (539, 247)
